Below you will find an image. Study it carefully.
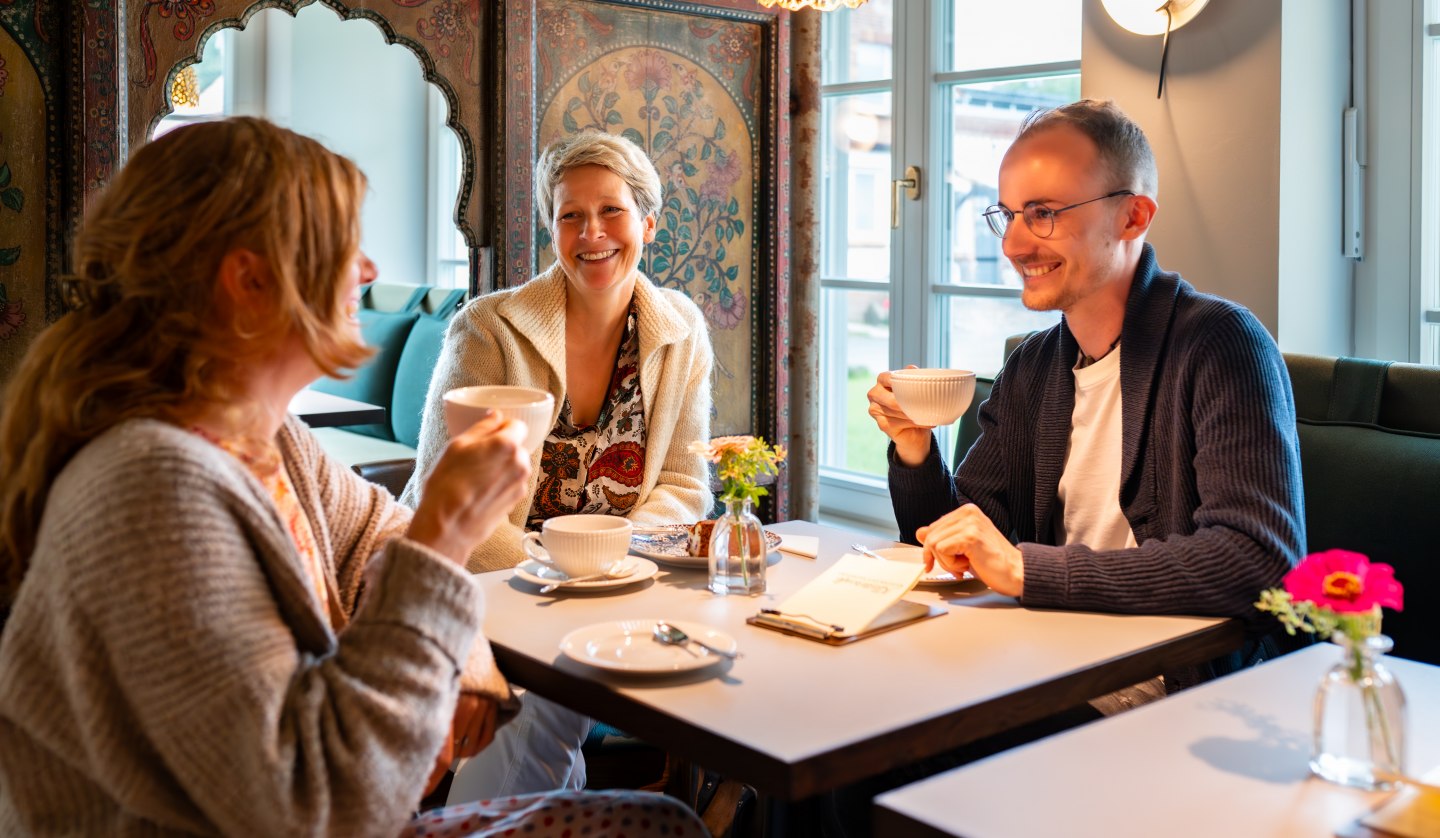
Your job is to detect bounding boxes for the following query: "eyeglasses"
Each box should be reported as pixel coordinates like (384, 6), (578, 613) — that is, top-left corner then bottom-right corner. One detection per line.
(982, 190), (1136, 239)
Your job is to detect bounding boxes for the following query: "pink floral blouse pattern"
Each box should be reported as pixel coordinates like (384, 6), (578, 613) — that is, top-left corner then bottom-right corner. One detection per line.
(527, 309), (646, 526)
(190, 426), (332, 628)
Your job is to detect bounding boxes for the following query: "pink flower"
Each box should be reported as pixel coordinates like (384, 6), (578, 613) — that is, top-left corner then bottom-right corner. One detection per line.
(1283, 549), (1404, 614)
(623, 50), (671, 92)
(700, 150), (742, 204)
(0, 297), (25, 340)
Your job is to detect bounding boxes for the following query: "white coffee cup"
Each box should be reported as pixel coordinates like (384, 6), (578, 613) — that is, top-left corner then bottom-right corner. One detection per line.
(443, 385), (554, 453)
(521, 514), (633, 578)
(889, 368), (977, 428)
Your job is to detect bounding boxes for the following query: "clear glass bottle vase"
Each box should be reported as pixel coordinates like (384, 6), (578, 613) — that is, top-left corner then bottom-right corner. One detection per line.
(707, 498), (766, 596)
(1310, 633), (1407, 790)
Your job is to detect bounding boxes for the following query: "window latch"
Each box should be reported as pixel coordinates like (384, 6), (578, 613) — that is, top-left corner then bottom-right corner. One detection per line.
(891, 165), (922, 229)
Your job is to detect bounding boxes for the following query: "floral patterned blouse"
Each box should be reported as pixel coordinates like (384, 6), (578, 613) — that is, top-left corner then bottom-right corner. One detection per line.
(191, 426), (335, 629)
(526, 308), (647, 528)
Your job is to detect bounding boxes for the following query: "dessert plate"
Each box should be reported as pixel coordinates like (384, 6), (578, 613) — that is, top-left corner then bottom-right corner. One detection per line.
(871, 546), (975, 586)
(559, 619), (738, 674)
(630, 525), (783, 569)
(513, 557), (658, 592)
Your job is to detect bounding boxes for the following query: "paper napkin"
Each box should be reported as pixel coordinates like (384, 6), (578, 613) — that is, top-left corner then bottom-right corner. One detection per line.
(777, 534), (819, 559)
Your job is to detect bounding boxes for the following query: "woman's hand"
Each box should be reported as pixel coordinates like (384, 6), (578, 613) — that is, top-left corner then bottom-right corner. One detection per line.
(407, 414), (532, 564)
(423, 692), (499, 797)
(867, 367), (933, 466)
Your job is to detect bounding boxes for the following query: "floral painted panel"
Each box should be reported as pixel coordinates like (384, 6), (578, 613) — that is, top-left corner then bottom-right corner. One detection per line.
(0, 24), (44, 383)
(518, 0), (781, 450)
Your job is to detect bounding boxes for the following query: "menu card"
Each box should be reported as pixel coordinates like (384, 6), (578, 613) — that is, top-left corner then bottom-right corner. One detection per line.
(1356, 767), (1440, 838)
(752, 554), (934, 642)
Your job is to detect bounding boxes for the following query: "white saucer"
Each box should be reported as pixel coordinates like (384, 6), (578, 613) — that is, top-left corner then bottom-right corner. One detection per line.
(870, 546), (974, 586)
(513, 558), (658, 592)
(630, 525), (783, 569)
(559, 618), (737, 674)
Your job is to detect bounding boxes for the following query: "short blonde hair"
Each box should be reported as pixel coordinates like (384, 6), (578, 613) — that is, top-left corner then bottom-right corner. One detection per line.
(533, 131), (662, 237)
(0, 116), (371, 601)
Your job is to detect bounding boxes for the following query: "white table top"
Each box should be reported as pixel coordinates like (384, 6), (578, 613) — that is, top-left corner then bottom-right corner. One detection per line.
(874, 644), (1440, 837)
(476, 520), (1239, 800)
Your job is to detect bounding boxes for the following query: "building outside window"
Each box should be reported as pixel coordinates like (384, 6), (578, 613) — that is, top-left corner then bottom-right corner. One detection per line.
(818, 0), (1080, 531)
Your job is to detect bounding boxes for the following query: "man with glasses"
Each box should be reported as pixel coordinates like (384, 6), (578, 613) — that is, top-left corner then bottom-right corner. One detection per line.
(867, 99), (1304, 698)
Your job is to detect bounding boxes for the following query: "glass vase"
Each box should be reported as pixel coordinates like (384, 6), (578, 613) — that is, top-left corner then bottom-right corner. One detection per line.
(708, 498), (766, 596)
(1310, 633), (1407, 790)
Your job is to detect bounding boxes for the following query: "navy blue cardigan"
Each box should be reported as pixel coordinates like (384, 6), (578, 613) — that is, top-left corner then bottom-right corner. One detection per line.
(891, 245), (1305, 641)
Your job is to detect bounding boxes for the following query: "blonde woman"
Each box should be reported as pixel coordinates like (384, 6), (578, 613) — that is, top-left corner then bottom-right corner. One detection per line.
(0, 118), (702, 837)
(404, 130), (713, 573)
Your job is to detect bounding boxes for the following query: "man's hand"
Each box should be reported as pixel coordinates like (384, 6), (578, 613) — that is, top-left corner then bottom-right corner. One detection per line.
(866, 367), (933, 466)
(917, 503), (1024, 597)
(423, 693), (500, 797)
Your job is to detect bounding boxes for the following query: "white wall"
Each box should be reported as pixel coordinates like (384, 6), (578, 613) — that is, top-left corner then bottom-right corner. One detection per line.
(1080, 0), (1354, 355)
(261, 5), (430, 286)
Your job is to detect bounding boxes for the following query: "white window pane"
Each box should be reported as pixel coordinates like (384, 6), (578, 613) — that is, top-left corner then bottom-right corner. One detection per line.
(822, 0), (892, 85)
(948, 2), (1080, 73)
(822, 91), (892, 280)
(940, 295), (1059, 378)
(940, 75), (1080, 288)
(819, 287), (892, 477)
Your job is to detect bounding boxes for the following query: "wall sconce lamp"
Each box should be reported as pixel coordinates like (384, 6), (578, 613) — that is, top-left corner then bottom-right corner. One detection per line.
(756, 0), (868, 11)
(1101, 0), (1210, 98)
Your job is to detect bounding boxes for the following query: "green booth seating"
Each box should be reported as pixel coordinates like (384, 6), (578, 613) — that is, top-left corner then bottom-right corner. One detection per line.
(1284, 354), (1440, 666)
(308, 282), (465, 496)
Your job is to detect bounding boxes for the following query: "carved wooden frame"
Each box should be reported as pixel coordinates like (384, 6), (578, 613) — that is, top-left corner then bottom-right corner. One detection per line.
(500, 0), (792, 518)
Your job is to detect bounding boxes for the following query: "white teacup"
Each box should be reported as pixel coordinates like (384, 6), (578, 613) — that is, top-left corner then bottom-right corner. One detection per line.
(521, 514), (633, 579)
(443, 385), (554, 453)
(889, 368), (976, 428)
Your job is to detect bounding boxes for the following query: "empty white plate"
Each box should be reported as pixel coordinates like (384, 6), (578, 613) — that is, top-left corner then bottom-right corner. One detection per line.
(559, 619), (738, 674)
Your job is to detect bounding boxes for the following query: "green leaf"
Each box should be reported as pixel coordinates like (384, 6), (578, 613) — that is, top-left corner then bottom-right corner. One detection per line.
(716, 245), (726, 261)
(680, 208), (694, 223)
(685, 264), (695, 281)
(701, 144), (711, 161)
(683, 162), (698, 177)
(652, 257), (670, 272)
(726, 265), (738, 280)
(678, 243), (690, 256)
(664, 95), (680, 114)
(734, 219), (745, 235)
(715, 119), (726, 140)
(661, 116), (676, 131)
(2, 188), (22, 213)
(654, 131), (673, 152)
(606, 111), (622, 125)
(0, 163), (10, 188)
(622, 128), (645, 147)
(603, 92), (620, 110)
(728, 197), (739, 214)
(579, 72), (593, 94)
(563, 110), (579, 133)
(0, 247), (20, 266)
(685, 187), (700, 206)
(656, 228), (671, 243)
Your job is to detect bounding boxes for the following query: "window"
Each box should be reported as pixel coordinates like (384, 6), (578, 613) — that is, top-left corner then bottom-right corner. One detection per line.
(154, 29), (232, 137)
(819, 1), (1079, 530)
(1423, 1), (1440, 363)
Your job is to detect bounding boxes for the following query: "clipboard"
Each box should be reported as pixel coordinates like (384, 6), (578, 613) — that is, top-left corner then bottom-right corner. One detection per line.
(747, 598), (945, 645)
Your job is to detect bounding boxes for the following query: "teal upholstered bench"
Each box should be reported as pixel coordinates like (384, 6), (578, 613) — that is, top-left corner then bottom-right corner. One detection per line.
(308, 282), (465, 495)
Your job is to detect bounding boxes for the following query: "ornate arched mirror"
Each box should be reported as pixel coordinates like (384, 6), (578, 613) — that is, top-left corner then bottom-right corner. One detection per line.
(124, 0), (492, 293)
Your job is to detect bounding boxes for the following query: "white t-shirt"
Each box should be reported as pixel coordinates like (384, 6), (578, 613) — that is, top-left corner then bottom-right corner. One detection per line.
(1054, 346), (1137, 551)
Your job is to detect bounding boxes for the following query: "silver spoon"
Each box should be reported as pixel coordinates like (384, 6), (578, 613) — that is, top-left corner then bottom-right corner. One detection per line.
(537, 559), (638, 594)
(652, 621), (740, 659)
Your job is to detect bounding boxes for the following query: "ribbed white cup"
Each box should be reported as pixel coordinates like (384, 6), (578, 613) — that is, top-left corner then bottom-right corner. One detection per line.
(444, 385), (554, 453)
(522, 514), (633, 578)
(889, 368), (976, 428)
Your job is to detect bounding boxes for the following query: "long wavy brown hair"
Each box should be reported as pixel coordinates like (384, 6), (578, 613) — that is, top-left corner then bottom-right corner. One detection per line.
(0, 117), (373, 604)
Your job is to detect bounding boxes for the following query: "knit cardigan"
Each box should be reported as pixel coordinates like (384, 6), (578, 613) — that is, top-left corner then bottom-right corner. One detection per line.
(892, 245), (1306, 633)
(0, 418), (515, 836)
(402, 265), (714, 573)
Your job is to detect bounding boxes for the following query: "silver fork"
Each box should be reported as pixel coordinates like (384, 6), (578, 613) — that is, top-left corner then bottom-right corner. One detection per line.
(851, 543), (887, 560)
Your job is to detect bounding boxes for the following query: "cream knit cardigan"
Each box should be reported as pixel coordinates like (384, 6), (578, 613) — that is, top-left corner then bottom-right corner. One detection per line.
(0, 418), (515, 836)
(403, 265), (714, 573)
